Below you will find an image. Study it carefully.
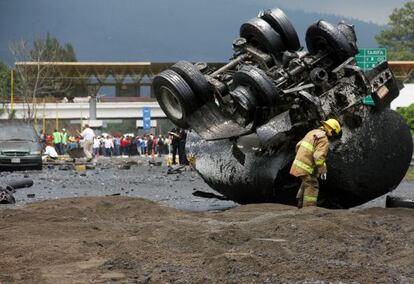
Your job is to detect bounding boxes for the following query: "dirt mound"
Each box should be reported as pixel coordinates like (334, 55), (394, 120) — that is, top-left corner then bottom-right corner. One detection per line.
(0, 197), (413, 283)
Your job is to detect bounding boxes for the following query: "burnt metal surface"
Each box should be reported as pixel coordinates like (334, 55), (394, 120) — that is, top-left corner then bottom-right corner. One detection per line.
(154, 7), (412, 208)
(187, 108), (412, 208)
(186, 100), (253, 140)
(187, 132), (297, 204)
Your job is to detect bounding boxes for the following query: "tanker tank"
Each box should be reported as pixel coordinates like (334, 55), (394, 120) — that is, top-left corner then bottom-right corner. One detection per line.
(152, 8), (412, 209)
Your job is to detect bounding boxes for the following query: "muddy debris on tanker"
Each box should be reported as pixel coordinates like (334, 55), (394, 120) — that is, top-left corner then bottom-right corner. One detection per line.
(153, 7), (412, 209)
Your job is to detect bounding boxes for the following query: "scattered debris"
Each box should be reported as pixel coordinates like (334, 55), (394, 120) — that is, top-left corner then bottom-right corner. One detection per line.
(85, 164), (96, 170)
(125, 160), (138, 166)
(167, 165), (186, 175)
(386, 195), (414, 209)
(0, 179), (34, 204)
(192, 190), (229, 200)
(75, 164), (87, 172)
(119, 164), (131, 170)
(149, 160), (162, 166)
(59, 165), (74, 171)
(0, 186), (15, 204)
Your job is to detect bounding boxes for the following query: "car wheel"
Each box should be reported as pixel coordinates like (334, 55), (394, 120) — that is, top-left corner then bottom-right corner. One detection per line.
(240, 18), (285, 57)
(170, 61), (213, 104)
(260, 8), (300, 51)
(233, 65), (279, 106)
(305, 20), (357, 64)
(153, 69), (199, 129)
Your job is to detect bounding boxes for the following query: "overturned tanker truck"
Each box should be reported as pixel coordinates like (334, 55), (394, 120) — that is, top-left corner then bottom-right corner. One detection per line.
(153, 8), (413, 209)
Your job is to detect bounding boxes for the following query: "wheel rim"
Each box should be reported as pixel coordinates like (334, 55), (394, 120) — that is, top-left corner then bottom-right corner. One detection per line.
(159, 86), (184, 120)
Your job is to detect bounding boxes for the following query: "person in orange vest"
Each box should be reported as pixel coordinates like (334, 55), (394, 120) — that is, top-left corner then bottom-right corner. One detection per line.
(290, 119), (342, 208)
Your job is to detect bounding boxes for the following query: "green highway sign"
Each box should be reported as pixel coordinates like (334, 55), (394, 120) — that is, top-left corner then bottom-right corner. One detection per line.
(355, 48), (387, 70)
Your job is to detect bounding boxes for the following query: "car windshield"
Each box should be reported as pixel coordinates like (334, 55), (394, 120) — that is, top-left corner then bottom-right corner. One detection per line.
(0, 124), (37, 142)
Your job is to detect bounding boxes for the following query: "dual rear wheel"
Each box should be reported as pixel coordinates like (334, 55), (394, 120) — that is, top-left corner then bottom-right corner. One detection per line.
(240, 8), (300, 57)
(153, 61), (213, 129)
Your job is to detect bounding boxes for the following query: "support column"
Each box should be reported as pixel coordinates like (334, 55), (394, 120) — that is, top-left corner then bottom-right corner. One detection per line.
(89, 95), (97, 120)
(87, 85), (100, 120)
(136, 83), (141, 97)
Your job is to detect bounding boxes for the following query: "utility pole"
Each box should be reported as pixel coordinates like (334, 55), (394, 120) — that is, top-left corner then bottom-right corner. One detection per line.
(55, 101), (59, 130)
(10, 69), (14, 118)
(42, 98), (46, 132)
(34, 97), (38, 131)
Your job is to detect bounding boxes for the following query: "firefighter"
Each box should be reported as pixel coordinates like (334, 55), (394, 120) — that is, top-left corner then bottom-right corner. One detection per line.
(290, 119), (341, 208)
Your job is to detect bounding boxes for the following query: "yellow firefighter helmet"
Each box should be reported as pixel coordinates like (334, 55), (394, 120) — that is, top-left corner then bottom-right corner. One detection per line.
(322, 118), (341, 136)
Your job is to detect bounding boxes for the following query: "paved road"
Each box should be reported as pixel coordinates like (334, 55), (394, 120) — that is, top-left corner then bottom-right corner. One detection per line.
(0, 156), (413, 210)
(0, 157), (237, 212)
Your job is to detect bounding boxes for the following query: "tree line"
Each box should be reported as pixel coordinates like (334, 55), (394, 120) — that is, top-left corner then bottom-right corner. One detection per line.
(0, 33), (77, 120)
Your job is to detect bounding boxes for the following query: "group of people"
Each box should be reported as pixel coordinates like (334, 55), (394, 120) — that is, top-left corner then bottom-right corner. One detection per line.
(40, 128), (82, 156)
(92, 133), (167, 158)
(90, 128), (189, 165)
(40, 125), (189, 164)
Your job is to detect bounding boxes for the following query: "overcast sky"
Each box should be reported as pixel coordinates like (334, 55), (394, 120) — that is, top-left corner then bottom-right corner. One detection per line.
(272, 0), (408, 24)
(0, 0), (408, 63)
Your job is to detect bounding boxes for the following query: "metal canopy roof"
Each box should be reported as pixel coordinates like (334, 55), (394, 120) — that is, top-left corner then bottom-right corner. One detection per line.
(14, 61), (414, 82)
(388, 61), (414, 81)
(13, 62), (223, 85)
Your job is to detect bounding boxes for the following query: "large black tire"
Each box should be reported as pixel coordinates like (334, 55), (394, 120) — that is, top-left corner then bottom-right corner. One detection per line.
(260, 8), (300, 51)
(170, 61), (213, 104)
(153, 69), (199, 129)
(305, 20), (357, 64)
(233, 65), (279, 106)
(240, 18), (285, 57)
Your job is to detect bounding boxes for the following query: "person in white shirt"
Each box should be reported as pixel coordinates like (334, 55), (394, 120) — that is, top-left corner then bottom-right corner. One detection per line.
(44, 145), (58, 160)
(104, 135), (114, 156)
(93, 136), (101, 157)
(77, 124), (95, 161)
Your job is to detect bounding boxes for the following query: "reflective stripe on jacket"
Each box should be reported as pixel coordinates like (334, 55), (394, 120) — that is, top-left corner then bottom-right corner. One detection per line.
(289, 128), (329, 177)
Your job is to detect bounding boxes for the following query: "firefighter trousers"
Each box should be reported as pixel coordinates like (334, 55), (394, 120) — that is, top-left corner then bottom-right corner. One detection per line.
(296, 175), (319, 208)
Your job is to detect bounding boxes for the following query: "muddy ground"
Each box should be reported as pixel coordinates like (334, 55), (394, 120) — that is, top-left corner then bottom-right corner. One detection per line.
(0, 157), (413, 283)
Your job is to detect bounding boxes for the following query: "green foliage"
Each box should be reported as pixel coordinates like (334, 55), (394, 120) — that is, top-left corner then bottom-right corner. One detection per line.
(31, 33), (77, 62)
(404, 167), (414, 180)
(396, 103), (414, 132)
(376, 1), (414, 61)
(0, 61), (11, 102)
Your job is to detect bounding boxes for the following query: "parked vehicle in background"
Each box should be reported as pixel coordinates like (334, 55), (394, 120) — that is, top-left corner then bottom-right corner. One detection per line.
(0, 121), (42, 170)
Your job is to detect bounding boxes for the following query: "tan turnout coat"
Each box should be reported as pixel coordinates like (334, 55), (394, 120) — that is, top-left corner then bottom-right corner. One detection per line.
(290, 128), (329, 177)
